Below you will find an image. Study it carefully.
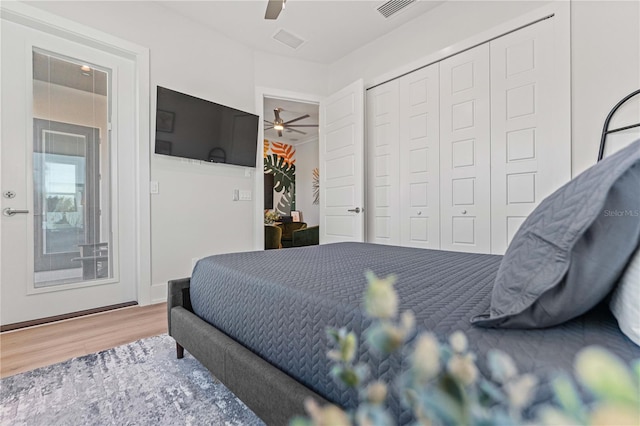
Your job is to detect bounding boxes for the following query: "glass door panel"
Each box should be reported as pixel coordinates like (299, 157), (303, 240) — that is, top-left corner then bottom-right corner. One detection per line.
(32, 49), (110, 287)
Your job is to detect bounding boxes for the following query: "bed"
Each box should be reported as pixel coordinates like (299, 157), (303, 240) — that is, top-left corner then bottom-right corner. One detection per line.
(169, 93), (640, 425)
(168, 242), (640, 425)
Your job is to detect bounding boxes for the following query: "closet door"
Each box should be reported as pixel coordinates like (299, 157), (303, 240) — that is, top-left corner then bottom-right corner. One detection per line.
(439, 44), (491, 253)
(366, 81), (400, 245)
(399, 64), (440, 249)
(490, 19), (569, 253)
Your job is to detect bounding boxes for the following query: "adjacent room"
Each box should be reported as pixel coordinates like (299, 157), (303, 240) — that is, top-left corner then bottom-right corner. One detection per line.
(1, 1), (639, 425)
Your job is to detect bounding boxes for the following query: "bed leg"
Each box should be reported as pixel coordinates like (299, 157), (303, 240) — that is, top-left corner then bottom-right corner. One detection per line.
(176, 342), (184, 359)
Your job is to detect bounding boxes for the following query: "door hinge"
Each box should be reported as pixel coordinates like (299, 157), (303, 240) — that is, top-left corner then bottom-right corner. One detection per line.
(107, 122), (113, 131)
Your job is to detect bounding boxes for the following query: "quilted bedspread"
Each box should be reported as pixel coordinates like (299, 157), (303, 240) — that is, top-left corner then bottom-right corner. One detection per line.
(190, 242), (639, 424)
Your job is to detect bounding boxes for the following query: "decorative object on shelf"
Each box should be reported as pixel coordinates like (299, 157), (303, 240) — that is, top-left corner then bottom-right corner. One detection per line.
(291, 272), (640, 426)
(264, 210), (281, 224)
(312, 167), (319, 205)
(291, 210), (302, 222)
(156, 109), (175, 132)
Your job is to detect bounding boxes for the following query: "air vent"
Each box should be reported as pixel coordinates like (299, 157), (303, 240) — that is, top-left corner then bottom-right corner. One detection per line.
(377, 0), (416, 18)
(272, 29), (305, 50)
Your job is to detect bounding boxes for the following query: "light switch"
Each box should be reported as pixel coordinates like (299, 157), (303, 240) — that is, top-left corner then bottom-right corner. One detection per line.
(239, 190), (252, 201)
(150, 181), (159, 194)
(232, 189), (240, 201)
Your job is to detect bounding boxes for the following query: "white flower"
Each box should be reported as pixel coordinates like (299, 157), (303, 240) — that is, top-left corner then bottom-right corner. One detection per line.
(366, 381), (388, 405)
(412, 333), (441, 381)
(447, 353), (479, 386)
(449, 331), (468, 353)
(364, 272), (398, 320)
(505, 374), (538, 410)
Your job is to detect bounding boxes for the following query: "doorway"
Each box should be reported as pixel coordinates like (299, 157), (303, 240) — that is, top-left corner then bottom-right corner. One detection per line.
(0, 9), (148, 326)
(261, 95), (320, 249)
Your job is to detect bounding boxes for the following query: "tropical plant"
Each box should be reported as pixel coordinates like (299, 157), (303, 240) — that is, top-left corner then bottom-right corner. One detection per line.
(264, 152), (296, 215)
(292, 272), (640, 426)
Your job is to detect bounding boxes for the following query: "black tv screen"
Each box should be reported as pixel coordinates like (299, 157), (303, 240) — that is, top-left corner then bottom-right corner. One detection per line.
(155, 86), (259, 167)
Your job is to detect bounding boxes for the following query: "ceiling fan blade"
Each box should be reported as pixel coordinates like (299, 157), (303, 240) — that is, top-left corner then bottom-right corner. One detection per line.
(286, 124), (318, 128)
(264, 0), (283, 20)
(264, 126), (274, 130)
(287, 128), (307, 135)
(274, 108), (282, 122)
(277, 129), (283, 137)
(283, 114), (310, 125)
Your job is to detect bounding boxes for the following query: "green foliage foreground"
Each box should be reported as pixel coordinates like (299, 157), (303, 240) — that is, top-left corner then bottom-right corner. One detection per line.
(291, 272), (640, 426)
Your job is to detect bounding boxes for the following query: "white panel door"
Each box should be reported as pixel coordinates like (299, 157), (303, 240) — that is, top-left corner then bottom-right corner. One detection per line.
(440, 44), (491, 253)
(490, 19), (570, 253)
(399, 64), (440, 249)
(320, 80), (365, 243)
(366, 81), (400, 245)
(1, 20), (138, 324)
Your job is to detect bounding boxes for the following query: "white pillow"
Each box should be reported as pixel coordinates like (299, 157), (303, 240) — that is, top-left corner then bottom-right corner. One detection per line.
(610, 245), (640, 346)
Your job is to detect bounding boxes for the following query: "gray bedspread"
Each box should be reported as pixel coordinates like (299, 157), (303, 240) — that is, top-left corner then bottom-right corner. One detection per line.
(190, 242), (639, 424)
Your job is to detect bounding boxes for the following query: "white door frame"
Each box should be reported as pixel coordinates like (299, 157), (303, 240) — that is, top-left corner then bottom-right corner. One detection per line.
(254, 87), (322, 251)
(0, 3), (152, 305)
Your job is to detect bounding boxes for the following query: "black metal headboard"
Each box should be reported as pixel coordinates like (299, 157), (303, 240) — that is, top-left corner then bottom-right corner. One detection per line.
(598, 89), (640, 161)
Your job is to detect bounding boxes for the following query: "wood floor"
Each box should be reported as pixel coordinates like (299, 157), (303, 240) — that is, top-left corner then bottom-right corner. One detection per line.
(0, 303), (167, 378)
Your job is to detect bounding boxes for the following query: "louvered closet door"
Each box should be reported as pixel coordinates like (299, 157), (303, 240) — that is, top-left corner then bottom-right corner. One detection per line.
(366, 82), (400, 245)
(399, 64), (440, 249)
(490, 19), (569, 254)
(440, 44), (491, 253)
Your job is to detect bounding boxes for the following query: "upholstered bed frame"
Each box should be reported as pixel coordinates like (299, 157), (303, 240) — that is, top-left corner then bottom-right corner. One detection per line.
(167, 277), (329, 425)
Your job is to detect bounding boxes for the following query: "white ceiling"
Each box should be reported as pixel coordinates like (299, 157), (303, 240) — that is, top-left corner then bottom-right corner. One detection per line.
(264, 97), (319, 144)
(158, 0), (445, 64)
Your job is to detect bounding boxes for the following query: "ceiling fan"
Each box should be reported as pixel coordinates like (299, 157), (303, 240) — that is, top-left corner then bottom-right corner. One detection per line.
(264, 108), (317, 137)
(265, 0), (286, 20)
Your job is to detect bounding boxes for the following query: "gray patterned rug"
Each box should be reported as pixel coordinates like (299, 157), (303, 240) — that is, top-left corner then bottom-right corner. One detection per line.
(0, 334), (264, 426)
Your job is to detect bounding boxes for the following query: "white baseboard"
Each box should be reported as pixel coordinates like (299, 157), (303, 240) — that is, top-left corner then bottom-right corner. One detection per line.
(150, 282), (167, 304)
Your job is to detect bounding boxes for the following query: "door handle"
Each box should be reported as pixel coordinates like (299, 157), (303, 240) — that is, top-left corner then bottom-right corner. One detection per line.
(347, 207), (361, 213)
(3, 208), (29, 217)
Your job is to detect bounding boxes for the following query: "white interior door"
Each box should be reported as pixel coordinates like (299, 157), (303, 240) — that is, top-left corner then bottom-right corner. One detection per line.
(439, 44), (492, 253)
(366, 81), (400, 245)
(399, 64), (440, 249)
(319, 80), (365, 244)
(490, 18), (570, 254)
(1, 19), (138, 325)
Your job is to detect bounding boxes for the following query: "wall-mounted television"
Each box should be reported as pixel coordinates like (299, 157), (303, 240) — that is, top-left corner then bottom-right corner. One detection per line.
(155, 86), (259, 167)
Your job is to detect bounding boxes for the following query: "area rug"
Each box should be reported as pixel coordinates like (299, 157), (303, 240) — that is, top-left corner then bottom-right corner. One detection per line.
(0, 334), (265, 426)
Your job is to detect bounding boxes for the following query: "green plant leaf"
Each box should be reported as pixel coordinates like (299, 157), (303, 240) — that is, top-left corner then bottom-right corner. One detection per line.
(550, 373), (585, 421)
(275, 189), (292, 216)
(288, 416), (313, 426)
(264, 153), (295, 193)
(575, 346), (638, 405)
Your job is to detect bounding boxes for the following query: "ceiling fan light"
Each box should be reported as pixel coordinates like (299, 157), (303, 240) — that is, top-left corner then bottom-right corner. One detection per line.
(274, 123), (284, 131)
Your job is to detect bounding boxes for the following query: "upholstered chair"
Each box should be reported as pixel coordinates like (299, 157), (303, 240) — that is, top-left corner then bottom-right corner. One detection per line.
(264, 225), (282, 250)
(279, 222), (307, 248)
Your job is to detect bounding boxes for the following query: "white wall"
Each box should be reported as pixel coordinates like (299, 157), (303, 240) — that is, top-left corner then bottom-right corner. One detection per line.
(254, 51), (328, 96)
(328, 1), (547, 92)
(27, 1), (330, 302)
(329, 0), (640, 177)
(294, 139), (319, 227)
(570, 1), (640, 175)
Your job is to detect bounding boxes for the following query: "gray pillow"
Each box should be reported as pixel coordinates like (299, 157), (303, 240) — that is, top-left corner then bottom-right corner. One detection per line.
(472, 139), (640, 328)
